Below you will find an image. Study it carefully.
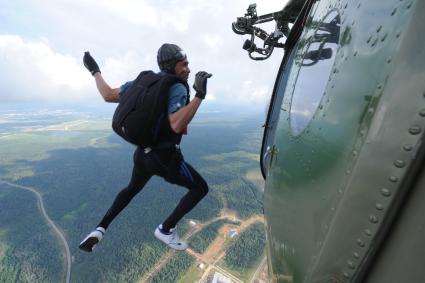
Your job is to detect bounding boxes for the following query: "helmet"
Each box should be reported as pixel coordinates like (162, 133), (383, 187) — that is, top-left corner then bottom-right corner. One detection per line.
(157, 43), (187, 73)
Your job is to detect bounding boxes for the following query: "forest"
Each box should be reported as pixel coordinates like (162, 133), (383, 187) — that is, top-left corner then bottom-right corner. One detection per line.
(150, 252), (193, 283)
(224, 223), (266, 269)
(0, 184), (63, 283)
(189, 220), (227, 254)
(0, 111), (266, 282)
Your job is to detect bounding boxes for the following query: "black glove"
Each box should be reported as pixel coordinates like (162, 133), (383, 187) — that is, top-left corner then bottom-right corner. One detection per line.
(193, 71), (213, 99)
(83, 51), (100, 76)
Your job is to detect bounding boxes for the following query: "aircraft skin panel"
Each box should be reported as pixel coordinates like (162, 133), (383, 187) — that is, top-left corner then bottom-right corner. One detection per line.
(355, 1), (425, 281)
(263, 0), (423, 282)
(363, 148), (425, 282)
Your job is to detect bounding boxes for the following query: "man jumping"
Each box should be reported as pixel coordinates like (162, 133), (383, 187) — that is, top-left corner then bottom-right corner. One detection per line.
(79, 43), (212, 251)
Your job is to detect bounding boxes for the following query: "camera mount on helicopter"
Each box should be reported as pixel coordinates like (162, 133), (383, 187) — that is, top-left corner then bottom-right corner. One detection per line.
(232, 3), (292, 60)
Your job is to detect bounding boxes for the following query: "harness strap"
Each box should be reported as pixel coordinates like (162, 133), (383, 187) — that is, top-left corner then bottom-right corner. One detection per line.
(144, 142), (180, 154)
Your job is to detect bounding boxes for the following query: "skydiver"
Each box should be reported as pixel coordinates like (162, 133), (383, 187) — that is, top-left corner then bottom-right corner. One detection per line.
(79, 44), (212, 251)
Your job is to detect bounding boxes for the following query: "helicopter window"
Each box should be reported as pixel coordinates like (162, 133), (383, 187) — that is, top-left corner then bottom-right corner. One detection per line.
(290, 10), (340, 136)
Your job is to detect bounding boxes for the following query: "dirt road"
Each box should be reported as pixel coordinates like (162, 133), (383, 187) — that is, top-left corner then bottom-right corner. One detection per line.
(0, 181), (71, 283)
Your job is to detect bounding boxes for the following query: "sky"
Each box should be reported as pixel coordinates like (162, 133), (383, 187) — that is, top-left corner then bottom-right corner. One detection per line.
(0, 0), (289, 112)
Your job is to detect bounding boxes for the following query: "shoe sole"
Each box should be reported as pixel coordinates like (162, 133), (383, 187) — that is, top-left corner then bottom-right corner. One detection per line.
(79, 237), (99, 252)
(154, 229), (188, 251)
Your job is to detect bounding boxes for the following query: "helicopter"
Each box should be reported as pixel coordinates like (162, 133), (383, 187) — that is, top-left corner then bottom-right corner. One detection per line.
(233, 0), (425, 282)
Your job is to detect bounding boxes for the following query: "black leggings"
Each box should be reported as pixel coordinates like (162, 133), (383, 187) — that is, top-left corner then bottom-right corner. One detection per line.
(98, 147), (208, 231)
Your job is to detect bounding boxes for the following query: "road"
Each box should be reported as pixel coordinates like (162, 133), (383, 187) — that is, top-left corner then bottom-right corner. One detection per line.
(140, 213), (264, 283)
(249, 256), (267, 283)
(138, 215), (232, 283)
(0, 181), (71, 283)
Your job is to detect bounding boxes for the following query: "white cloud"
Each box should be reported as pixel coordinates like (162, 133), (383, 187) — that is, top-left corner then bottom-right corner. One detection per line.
(95, 0), (198, 32)
(201, 33), (223, 50)
(240, 80), (271, 104)
(98, 0), (160, 26)
(0, 0), (289, 108)
(206, 94), (217, 101)
(0, 34), (93, 102)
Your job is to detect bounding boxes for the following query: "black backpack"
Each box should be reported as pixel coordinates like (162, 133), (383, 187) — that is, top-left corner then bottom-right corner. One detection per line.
(112, 71), (185, 147)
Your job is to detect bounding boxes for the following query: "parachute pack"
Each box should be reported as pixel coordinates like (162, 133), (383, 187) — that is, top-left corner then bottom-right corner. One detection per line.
(112, 71), (185, 147)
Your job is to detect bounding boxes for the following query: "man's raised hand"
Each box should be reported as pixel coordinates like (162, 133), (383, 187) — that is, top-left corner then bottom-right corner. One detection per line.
(83, 52), (100, 76)
(193, 71), (213, 100)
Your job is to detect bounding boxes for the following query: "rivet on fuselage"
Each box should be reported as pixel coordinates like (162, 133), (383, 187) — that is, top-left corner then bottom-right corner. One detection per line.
(419, 109), (425, 117)
(346, 170), (351, 174)
(354, 51), (358, 56)
(370, 215), (379, 224)
(396, 31), (402, 38)
(391, 8), (397, 16)
(381, 33), (388, 42)
(409, 126), (421, 135)
(352, 150), (358, 156)
(353, 252), (360, 259)
(367, 35), (372, 43)
(343, 272), (350, 279)
(376, 203), (384, 210)
(381, 188), (392, 197)
(407, 2), (413, 9)
(376, 25), (382, 33)
(387, 57), (392, 63)
(394, 160), (406, 168)
(403, 145), (413, 151)
(371, 38), (378, 47)
(357, 239), (365, 247)
(377, 84), (383, 90)
(347, 260), (355, 269)
(364, 229), (372, 237)
(389, 176), (399, 183)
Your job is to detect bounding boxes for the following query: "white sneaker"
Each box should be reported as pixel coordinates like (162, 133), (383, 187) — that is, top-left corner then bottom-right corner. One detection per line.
(154, 225), (188, 251)
(79, 227), (105, 252)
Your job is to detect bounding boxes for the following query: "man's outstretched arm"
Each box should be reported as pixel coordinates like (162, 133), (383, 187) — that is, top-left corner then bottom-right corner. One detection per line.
(83, 52), (120, 103)
(93, 73), (120, 103)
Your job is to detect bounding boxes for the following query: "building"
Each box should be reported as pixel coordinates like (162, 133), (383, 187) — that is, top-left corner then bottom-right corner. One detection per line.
(229, 229), (238, 238)
(211, 271), (232, 283)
